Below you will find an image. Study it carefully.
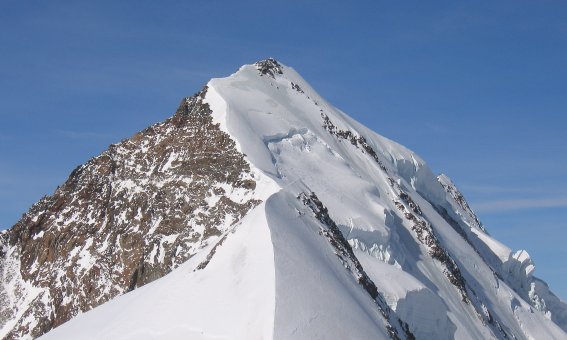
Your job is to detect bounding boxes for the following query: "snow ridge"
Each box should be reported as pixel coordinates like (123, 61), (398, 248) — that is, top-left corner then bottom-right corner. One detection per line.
(1, 58), (566, 339)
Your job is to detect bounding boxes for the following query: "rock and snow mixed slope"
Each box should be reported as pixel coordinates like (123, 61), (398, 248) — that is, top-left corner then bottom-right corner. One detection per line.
(2, 59), (567, 339)
(0, 89), (264, 338)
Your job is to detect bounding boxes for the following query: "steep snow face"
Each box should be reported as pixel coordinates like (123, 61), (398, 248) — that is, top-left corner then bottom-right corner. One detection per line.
(267, 189), (396, 340)
(204, 59), (567, 339)
(9, 58), (567, 339)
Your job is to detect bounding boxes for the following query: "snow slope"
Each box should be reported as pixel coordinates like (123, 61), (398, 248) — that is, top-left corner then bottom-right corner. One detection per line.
(40, 59), (567, 339)
(42, 199), (277, 340)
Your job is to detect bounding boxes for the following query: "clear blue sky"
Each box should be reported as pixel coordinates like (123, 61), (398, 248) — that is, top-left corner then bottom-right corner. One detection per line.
(1, 1), (566, 299)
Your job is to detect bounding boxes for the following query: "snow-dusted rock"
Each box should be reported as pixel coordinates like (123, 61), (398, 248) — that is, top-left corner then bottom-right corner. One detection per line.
(1, 59), (565, 339)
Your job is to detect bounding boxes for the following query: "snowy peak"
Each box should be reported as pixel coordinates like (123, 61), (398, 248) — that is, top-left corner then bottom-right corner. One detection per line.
(2, 59), (566, 339)
(254, 58), (284, 78)
(253, 58), (307, 96)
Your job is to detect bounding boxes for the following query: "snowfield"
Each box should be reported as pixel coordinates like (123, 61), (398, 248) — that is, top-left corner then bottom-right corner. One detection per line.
(40, 59), (567, 339)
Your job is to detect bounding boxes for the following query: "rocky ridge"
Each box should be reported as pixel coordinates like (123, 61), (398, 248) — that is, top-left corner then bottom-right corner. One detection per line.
(0, 87), (260, 338)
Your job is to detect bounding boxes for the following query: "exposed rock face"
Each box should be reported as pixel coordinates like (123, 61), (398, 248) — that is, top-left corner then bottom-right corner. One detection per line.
(0, 87), (260, 338)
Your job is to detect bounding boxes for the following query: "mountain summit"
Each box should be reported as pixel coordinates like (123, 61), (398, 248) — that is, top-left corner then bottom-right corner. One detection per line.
(1, 59), (566, 339)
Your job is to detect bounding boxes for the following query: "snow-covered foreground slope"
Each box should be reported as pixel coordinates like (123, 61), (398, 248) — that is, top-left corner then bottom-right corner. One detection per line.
(42, 187), (400, 340)
(42, 199), (278, 340)
(36, 59), (567, 339)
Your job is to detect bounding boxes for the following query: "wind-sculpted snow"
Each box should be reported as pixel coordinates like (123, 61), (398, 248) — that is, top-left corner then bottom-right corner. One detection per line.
(296, 191), (415, 340)
(2, 59), (567, 339)
(438, 174), (567, 333)
(204, 59), (567, 339)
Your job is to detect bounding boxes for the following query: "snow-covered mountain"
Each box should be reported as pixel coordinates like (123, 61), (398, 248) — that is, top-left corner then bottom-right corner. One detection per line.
(1, 59), (566, 339)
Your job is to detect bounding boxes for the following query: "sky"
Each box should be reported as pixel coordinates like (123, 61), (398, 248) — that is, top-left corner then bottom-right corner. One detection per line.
(1, 1), (566, 299)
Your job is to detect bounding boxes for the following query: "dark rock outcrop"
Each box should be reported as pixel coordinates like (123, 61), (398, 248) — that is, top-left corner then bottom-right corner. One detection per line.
(255, 58), (284, 78)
